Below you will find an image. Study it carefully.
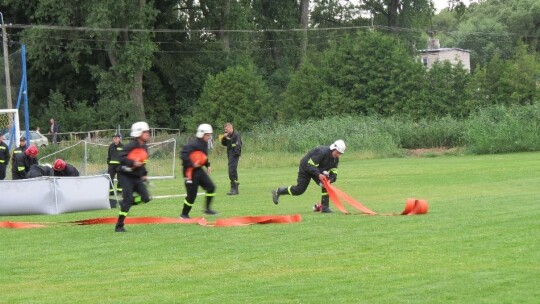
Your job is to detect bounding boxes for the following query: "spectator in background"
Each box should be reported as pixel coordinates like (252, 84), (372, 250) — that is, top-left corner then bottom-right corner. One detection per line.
(53, 159), (80, 177)
(50, 118), (59, 144)
(107, 134), (123, 194)
(14, 136), (28, 152)
(0, 133), (10, 180)
(220, 122), (242, 195)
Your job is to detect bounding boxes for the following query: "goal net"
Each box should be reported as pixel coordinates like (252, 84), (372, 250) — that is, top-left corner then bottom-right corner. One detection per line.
(0, 109), (20, 149)
(39, 138), (177, 179)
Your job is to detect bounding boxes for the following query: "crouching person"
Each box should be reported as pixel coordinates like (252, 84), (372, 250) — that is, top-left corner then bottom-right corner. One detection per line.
(53, 159), (80, 176)
(12, 145), (38, 180)
(26, 164), (53, 178)
(272, 140), (346, 213)
(114, 122), (152, 232)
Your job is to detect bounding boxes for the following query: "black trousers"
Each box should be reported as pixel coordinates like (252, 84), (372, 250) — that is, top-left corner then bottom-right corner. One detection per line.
(185, 168), (216, 204)
(227, 153), (240, 181)
(118, 174), (151, 213)
(288, 169), (328, 196)
(108, 164), (122, 190)
(0, 163), (6, 180)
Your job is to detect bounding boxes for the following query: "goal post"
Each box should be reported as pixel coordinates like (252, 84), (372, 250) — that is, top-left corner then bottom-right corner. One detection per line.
(0, 109), (20, 149)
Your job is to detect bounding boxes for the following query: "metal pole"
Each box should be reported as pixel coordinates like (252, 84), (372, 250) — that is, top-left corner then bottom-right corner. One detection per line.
(0, 12), (13, 110)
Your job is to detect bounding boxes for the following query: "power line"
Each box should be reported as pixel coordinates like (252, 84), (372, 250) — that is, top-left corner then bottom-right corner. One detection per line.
(7, 23), (375, 34)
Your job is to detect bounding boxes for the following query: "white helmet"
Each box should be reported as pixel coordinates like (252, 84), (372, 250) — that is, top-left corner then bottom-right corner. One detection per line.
(330, 139), (346, 154)
(130, 121), (150, 137)
(196, 123), (213, 138)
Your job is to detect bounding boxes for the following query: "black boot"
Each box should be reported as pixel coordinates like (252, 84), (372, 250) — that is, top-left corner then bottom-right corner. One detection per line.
(180, 202), (192, 219)
(321, 196), (333, 213)
(227, 181), (239, 195)
(204, 195), (218, 215)
(115, 215), (126, 232)
(272, 187), (289, 205)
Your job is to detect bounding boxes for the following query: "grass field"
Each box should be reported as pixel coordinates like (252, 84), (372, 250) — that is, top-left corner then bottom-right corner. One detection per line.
(1, 151), (539, 303)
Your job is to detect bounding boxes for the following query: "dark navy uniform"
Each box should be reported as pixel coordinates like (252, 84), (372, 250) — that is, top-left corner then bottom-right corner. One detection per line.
(54, 164), (80, 177)
(0, 140), (9, 180)
(179, 138), (216, 218)
(220, 130), (242, 194)
(26, 164), (54, 178)
(11, 148), (37, 180)
(115, 139), (151, 230)
(107, 139), (123, 193)
(273, 145), (339, 212)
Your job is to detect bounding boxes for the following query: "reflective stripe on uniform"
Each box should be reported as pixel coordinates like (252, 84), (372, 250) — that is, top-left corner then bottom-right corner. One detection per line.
(17, 166), (25, 171)
(308, 158), (319, 167)
(330, 168), (338, 174)
(109, 161), (120, 164)
(183, 199), (193, 207)
(119, 211), (128, 216)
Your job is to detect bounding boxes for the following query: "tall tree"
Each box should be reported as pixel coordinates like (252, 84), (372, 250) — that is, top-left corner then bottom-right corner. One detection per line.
(362, 0), (434, 28)
(283, 31), (427, 119)
(20, 0), (157, 124)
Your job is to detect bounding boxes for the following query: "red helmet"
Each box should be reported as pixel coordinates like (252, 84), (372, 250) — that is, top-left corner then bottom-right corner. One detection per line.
(53, 159), (67, 171)
(25, 145), (39, 157)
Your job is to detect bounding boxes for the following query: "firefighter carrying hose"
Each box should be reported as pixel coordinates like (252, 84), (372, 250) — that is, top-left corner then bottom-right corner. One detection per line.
(179, 123), (218, 219)
(114, 122), (152, 232)
(272, 140), (346, 213)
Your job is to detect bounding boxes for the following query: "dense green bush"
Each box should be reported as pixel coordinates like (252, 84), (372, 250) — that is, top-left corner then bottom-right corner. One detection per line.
(464, 103), (540, 154)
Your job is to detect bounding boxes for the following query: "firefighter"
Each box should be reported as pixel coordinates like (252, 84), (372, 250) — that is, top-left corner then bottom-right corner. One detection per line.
(107, 133), (123, 194)
(0, 133), (10, 180)
(220, 122), (242, 195)
(53, 159), (80, 177)
(179, 123), (217, 219)
(26, 164), (54, 178)
(114, 122), (152, 232)
(271, 140), (346, 213)
(11, 145), (39, 180)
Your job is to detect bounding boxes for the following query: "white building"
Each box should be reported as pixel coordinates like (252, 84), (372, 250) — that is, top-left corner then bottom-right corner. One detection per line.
(419, 39), (471, 72)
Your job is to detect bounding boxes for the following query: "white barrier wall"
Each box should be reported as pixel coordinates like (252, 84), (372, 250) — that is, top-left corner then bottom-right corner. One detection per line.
(0, 175), (111, 215)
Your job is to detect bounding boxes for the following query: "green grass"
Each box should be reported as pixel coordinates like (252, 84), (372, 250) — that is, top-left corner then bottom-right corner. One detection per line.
(1, 152), (539, 303)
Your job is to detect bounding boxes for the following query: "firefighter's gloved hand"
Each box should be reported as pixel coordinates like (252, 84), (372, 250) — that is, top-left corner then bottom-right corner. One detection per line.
(322, 171), (330, 177)
(329, 174), (337, 183)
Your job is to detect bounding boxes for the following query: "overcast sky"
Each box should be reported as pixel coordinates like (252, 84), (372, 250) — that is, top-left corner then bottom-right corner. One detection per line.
(432, 0), (472, 12)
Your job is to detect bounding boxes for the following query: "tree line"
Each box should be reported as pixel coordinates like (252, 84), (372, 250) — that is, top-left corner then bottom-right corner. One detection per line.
(0, 0), (538, 133)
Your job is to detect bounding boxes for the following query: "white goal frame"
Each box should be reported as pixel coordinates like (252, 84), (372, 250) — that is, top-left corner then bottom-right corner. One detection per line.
(0, 109), (20, 149)
(38, 138), (177, 179)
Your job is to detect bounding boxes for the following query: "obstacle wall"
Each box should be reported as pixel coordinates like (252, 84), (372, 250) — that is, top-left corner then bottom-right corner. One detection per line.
(0, 175), (111, 215)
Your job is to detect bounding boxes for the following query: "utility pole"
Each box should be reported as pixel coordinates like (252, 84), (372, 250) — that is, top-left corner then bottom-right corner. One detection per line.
(1, 12), (13, 110)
